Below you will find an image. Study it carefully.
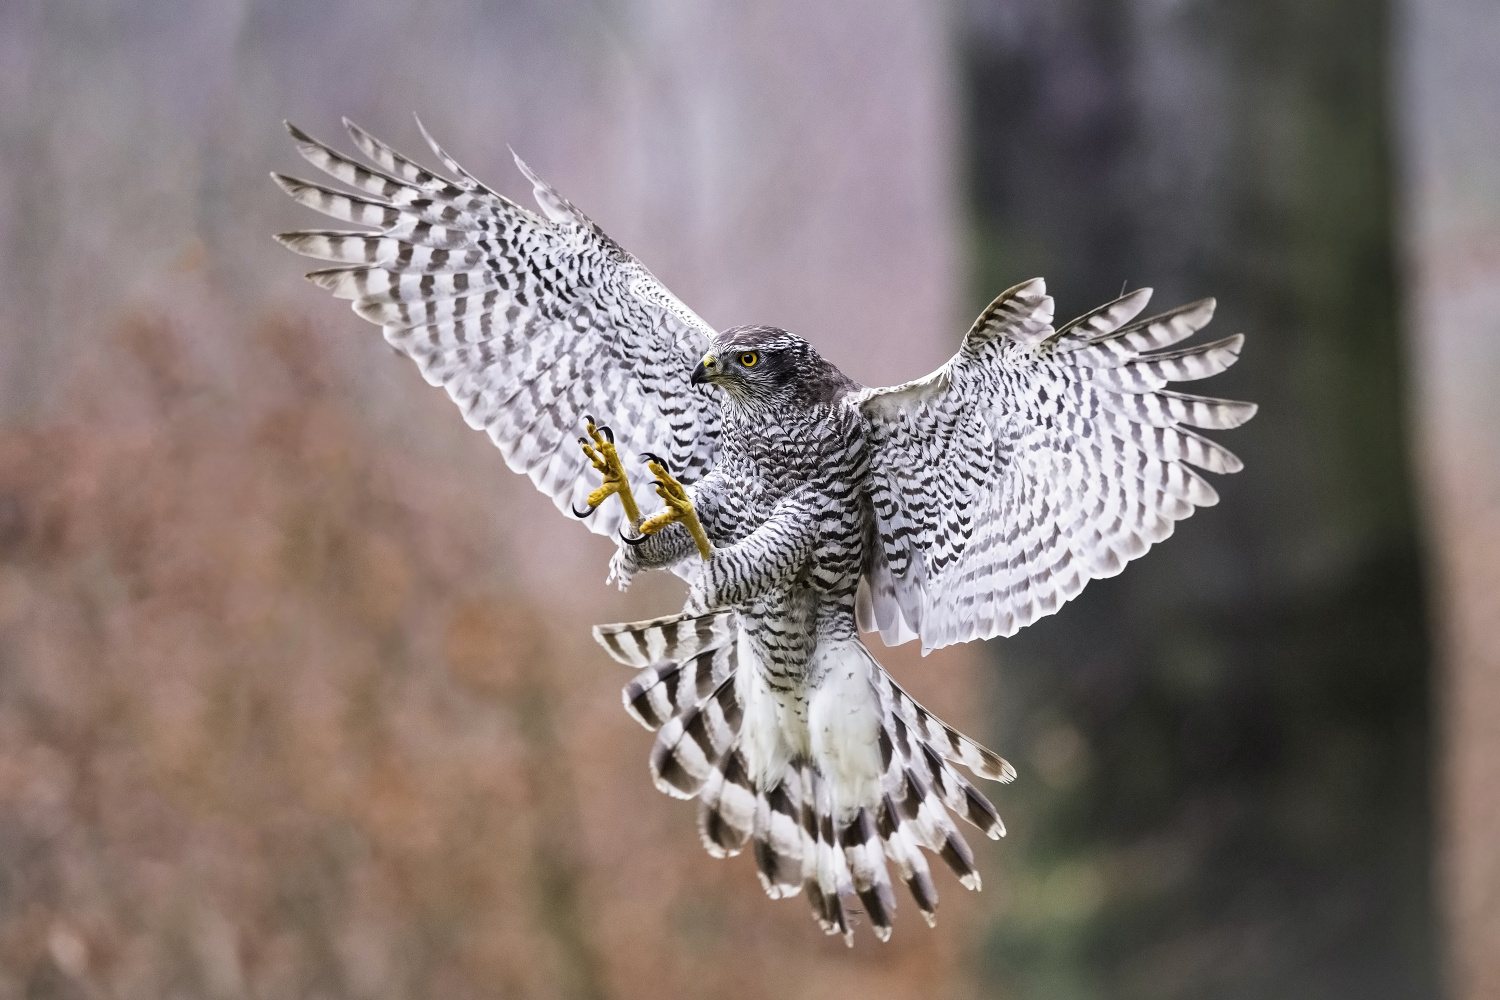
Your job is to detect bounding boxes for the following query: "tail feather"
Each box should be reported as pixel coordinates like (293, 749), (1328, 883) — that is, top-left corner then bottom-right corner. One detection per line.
(649, 672), (742, 799)
(596, 614), (1009, 943)
(622, 641), (737, 730)
(906, 764), (982, 891)
(841, 806), (897, 942)
(935, 825), (981, 891)
(918, 742), (1006, 840)
(698, 744), (754, 857)
(808, 768), (854, 944)
(879, 795), (938, 927)
(797, 763), (834, 930)
(872, 668), (1016, 782)
(594, 608), (738, 668)
(752, 772), (804, 899)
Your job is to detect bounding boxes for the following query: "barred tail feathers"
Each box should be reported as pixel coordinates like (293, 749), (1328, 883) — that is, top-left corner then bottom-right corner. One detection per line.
(592, 613), (1009, 943)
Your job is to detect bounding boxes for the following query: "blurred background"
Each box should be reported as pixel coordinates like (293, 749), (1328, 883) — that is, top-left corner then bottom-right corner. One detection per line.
(0, 1), (1495, 998)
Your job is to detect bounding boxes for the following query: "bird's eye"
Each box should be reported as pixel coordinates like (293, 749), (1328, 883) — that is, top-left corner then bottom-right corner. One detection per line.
(740, 352), (759, 368)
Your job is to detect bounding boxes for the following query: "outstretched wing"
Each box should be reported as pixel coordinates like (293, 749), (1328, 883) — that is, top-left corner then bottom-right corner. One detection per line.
(856, 279), (1255, 653)
(272, 119), (722, 541)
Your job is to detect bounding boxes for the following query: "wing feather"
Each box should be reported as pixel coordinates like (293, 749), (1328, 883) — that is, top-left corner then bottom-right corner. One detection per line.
(856, 279), (1254, 652)
(274, 120), (722, 540)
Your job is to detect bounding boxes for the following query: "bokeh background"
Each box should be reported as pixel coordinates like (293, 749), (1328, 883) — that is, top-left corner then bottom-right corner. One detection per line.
(0, 1), (1495, 998)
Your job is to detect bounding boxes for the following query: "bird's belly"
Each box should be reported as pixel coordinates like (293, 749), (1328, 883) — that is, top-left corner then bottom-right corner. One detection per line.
(734, 618), (885, 800)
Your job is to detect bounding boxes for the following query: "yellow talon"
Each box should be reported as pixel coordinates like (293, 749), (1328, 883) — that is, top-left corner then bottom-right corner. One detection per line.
(580, 418), (642, 525)
(640, 460), (712, 561)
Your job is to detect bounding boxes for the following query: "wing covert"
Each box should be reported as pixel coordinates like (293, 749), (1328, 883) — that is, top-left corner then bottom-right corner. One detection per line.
(855, 279), (1255, 653)
(273, 119), (722, 541)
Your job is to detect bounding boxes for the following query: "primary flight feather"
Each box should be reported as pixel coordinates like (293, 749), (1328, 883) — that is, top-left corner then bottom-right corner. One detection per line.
(273, 118), (1255, 943)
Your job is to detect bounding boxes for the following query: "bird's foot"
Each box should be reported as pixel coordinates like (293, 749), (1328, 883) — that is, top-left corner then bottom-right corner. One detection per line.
(638, 455), (712, 561)
(574, 416), (642, 525)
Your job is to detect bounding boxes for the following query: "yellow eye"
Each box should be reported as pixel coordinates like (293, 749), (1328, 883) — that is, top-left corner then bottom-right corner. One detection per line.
(740, 352), (759, 368)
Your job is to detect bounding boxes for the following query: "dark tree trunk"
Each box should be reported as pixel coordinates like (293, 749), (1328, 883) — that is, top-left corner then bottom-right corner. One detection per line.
(962, 0), (1439, 995)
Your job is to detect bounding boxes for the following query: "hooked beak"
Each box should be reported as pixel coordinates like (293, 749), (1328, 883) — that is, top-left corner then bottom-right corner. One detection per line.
(690, 352), (716, 385)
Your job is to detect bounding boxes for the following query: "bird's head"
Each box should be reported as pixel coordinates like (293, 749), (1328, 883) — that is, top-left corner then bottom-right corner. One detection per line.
(691, 325), (856, 408)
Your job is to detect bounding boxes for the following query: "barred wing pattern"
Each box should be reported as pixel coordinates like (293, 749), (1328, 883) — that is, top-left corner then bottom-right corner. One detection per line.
(272, 119), (723, 540)
(857, 279), (1255, 653)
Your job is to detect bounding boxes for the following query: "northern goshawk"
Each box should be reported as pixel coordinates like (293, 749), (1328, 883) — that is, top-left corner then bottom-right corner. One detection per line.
(272, 119), (1255, 943)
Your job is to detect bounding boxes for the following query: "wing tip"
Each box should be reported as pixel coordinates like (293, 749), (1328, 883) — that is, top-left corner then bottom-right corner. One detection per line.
(1211, 444), (1246, 475)
(997, 277), (1047, 307)
(302, 267), (342, 291)
(413, 113), (442, 157)
(342, 116), (376, 148)
(1176, 296), (1219, 329)
(509, 145), (540, 184)
(283, 119), (315, 145)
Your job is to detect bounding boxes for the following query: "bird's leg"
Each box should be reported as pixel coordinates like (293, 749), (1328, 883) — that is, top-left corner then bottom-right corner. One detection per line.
(638, 455), (712, 561)
(575, 416), (642, 526)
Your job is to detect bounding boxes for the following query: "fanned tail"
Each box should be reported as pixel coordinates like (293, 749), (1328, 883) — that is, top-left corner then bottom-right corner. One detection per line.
(593, 613), (1012, 943)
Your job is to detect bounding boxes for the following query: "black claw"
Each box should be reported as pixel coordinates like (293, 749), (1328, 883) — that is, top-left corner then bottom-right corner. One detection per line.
(620, 527), (648, 546)
(599, 424), (614, 444)
(583, 413), (596, 427)
(640, 451), (667, 469)
(572, 502), (597, 518)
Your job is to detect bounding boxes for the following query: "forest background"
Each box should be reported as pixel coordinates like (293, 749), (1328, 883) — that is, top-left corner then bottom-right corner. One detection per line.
(0, 1), (1495, 998)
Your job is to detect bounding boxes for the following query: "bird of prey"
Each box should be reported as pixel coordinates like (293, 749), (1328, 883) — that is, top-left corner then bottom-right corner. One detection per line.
(272, 118), (1255, 943)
